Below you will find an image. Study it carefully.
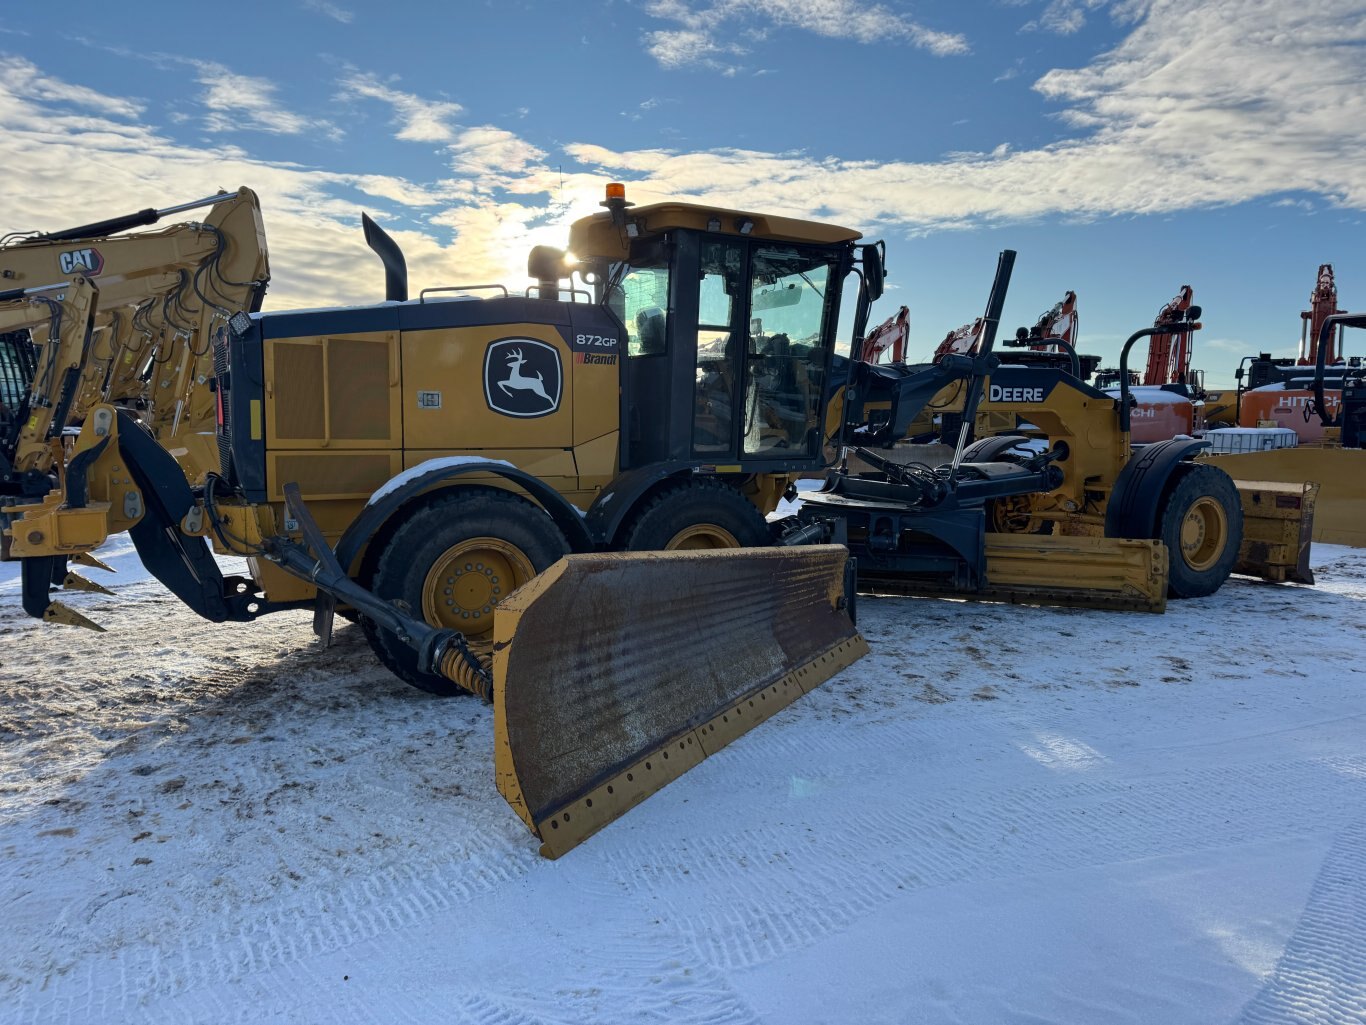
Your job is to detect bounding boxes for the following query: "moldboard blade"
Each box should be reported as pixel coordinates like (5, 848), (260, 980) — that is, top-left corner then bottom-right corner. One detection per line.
(491, 546), (866, 858)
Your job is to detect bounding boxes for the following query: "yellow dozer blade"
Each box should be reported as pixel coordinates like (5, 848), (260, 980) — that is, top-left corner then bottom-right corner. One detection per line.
(1232, 480), (1318, 584)
(490, 547), (868, 859)
(860, 535), (1170, 613)
(1205, 448), (1363, 548)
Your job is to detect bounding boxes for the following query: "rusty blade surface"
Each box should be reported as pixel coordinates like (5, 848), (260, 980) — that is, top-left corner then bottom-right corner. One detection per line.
(490, 546), (865, 857)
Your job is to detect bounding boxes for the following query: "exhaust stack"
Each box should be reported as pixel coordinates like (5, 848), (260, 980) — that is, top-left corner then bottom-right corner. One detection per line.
(361, 213), (408, 302)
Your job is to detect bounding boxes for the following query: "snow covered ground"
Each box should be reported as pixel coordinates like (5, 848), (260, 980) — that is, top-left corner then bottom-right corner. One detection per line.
(2, 541), (1364, 1024)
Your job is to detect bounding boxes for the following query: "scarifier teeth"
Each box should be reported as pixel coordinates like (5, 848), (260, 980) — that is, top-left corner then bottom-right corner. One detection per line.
(71, 551), (116, 573)
(61, 572), (115, 596)
(42, 601), (106, 632)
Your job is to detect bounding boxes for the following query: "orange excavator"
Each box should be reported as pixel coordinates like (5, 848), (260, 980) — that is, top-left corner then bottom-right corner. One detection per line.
(858, 305), (909, 364)
(1233, 265), (1350, 441)
(1027, 290), (1078, 352)
(1094, 286), (1204, 442)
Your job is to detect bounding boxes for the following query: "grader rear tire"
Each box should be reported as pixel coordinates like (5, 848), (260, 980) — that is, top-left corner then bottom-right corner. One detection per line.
(1157, 463), (1242, 599)
(364, 488), (568, 696)
(622, 478), (771, 551)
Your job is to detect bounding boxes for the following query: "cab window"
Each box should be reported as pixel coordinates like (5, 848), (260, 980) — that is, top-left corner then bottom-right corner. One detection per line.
(610, 260), (670, 358)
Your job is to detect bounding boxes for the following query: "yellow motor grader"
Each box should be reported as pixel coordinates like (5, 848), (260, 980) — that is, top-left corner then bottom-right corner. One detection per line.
(3, 184), (1303, 856)
(3, 185), (880, 856)
(822, 299), (1317, 600)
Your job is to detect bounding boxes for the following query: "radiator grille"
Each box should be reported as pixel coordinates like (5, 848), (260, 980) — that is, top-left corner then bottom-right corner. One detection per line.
(326, 338), (390, 440)
(271, 452), (396, 500)
(272, 343), (326, 439)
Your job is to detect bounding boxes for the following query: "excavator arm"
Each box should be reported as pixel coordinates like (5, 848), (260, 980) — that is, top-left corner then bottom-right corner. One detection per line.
(0, 277), (100, 481)
(1143, 285), (1194, 386)
(0, 187), (269, 479)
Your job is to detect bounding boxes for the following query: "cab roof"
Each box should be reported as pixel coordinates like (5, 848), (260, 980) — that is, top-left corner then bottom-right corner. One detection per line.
(568, 201), (861, 260)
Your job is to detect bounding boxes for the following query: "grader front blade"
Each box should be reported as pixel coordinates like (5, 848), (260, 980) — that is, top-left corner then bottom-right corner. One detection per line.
(490, 547), (867, 859)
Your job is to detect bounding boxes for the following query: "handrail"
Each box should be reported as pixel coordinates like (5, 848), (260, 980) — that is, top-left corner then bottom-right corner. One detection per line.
(419, 284), (508, 303)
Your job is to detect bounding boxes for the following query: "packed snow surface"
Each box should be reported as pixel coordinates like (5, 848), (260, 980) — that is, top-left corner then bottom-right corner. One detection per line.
(2, 543), (1365, 1024)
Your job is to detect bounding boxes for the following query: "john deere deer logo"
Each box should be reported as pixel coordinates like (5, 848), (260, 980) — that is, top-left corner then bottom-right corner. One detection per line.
(483, 338), (562, 418)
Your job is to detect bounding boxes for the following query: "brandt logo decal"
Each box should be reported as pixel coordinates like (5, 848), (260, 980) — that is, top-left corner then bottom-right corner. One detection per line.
(484, 338), (562, 418)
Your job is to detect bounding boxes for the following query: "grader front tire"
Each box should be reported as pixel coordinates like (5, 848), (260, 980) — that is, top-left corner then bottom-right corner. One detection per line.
(1157, 463), (1242, 599)
(365, 488), (568, 696)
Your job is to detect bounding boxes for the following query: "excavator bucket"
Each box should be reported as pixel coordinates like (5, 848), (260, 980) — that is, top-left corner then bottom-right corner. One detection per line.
(1231, 480), (1318, 584)
(490, 546), (867, 858)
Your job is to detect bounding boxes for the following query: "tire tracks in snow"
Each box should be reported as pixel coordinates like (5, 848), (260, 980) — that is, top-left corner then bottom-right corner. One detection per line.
(1235, 816), (1366, 1025)
(601, 755), (1366, 972)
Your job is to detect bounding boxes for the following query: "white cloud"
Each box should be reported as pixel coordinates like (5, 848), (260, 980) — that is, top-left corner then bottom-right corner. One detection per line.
(448, 126), (546, 181)
(1022, 0), (1110, 35)
(302, 0), (354, 23)
(0, 55), (144, 118)
(0, 66), (525, 306)
(339, 72), (464, 142)
(646, 29), (740, 70)
(2, 0), (1363, 320)
(577, 0), (1366, 231)
(643, 0), (968, 72)
(192, 61), (340, 139)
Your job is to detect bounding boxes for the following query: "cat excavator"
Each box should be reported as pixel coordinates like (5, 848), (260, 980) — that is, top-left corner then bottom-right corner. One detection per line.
(0, 187), (269, 493)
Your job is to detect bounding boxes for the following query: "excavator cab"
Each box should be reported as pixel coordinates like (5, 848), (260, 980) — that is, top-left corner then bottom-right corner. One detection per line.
(0, 328), (37, 470)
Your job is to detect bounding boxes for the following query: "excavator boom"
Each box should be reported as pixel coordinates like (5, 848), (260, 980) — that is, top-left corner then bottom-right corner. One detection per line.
(0, 187), (269, 481)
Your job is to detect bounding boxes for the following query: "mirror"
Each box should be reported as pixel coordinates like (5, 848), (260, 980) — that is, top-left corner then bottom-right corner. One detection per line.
(753, 283), (803, 310)
(861, 244), (885, 302)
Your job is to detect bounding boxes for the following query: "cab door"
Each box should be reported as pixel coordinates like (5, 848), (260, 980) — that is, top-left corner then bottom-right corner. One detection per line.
(741, 244), (840, 460)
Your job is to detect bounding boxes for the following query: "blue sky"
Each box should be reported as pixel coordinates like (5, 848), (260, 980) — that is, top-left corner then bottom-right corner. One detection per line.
(2, 0), (1364, 385)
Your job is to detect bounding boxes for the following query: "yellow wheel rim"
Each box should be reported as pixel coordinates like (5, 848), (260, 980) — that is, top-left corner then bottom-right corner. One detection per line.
(990, 495), (1045, 535)
(665, 524), (741, 550)
(1179, 496), (1228, 572)
(421, 537), (536, 636)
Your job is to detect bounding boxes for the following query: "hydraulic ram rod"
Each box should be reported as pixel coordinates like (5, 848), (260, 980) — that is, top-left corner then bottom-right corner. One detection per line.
(39, 191), (244, 243)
